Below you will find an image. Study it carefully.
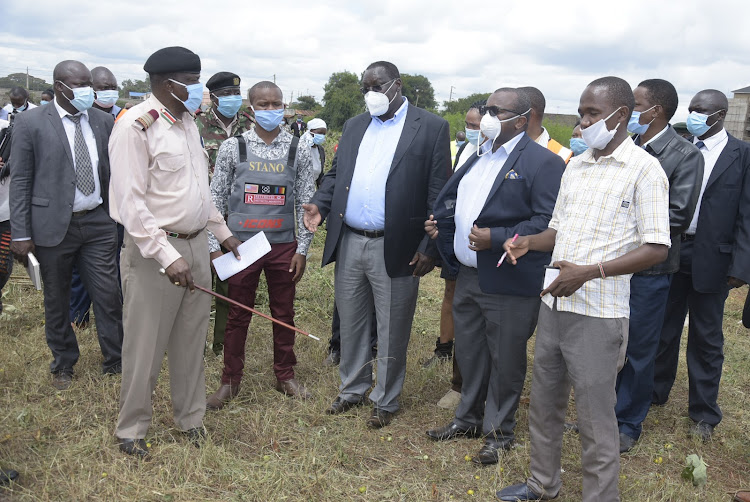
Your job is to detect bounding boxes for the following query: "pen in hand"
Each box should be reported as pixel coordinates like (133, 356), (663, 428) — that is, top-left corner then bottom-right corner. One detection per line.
(497, 233), (519, 267)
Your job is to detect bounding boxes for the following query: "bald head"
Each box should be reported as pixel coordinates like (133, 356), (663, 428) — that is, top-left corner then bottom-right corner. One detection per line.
(91, 66), (118, 91)
(53, 60), (89, 83)
(692, 89), (728, 112)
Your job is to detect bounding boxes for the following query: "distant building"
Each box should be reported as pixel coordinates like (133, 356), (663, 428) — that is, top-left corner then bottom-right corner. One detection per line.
(128, 91), (150, 100)
(726, 86), (750, 142)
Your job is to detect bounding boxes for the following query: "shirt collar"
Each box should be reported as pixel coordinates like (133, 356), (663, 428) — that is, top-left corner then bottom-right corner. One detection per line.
(209, 106), (237, 128)
(640, 124), (669, 149)
(247, 124), (291, 146)
(478, 131), (526, 157)
(145, 95), (182, 127)
(53, 97), (88, 120)
(579, 135), (635, 165)
(695, 128), (727, 150)
(534, 127), (550, 147)
(372, 96), (409, 126)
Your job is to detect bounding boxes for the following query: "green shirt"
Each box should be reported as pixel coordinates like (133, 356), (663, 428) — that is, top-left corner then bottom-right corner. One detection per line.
(196, 107), (255, 174)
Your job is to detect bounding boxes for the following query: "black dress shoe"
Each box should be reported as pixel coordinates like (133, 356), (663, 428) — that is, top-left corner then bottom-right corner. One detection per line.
(103, 363), (122, 375)
(619, 432), (637, 453)
(426, 421), (480, 441)
(327, 396), (364, 415)
(497, 482), (552, 501)
(0, 468), (19, 485)
(52, 370), (73, 391)
(366, 407), (394, 428)
(118, 438), (149, 458)
(186, 427), (206, 448)
(472, 439), (513, 465)
(689, 421), (714, 442)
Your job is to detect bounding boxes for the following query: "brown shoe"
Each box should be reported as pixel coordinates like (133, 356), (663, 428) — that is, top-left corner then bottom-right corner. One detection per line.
(735, 491), (750, 502)
(366, 407), (394, 428)
(206, 383), (240, 410)
(275, 378), (312, 400)
(52, 371), (73, 391)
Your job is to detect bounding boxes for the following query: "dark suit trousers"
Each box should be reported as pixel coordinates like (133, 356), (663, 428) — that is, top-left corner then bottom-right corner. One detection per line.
(653, 239), (728, 426)
(34, 206), (123, 373)
(452, 266), (540, 441)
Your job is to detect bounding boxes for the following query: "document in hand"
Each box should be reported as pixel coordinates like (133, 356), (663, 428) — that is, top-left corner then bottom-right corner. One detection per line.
(27, 252), (42, 290)
(212, 232), (272, 281)
(543, 266), (560, 291)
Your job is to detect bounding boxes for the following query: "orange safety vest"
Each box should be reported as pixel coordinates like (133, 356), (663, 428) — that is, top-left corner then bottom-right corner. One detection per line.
(115, 107), (128, 122)
(547, 139), (573, 165)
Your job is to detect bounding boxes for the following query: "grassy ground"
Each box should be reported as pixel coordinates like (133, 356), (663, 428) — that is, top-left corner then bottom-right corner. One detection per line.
(1, 231), (749, 501)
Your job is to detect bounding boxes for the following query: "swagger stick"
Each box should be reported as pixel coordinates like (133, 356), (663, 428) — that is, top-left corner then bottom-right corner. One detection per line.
(158, 269), (319, 341)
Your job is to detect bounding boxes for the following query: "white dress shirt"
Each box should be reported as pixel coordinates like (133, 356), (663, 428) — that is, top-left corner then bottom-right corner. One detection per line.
(453, 132), (524, 268)
(455, 142), (478, 171)
(687, 128), (728, 234)
(53, 98), (102, 212)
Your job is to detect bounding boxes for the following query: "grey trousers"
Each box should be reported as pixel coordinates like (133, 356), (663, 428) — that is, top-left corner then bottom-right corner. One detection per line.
(452, 266), (540, 443)
(115, 231), (211, 439)
(334, 228), (419, 412)
(527, 302), (628, 502)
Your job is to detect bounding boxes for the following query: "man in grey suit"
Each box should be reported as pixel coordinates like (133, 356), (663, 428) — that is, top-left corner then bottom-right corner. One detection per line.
(303, 61), (450, 428)
(10, 60), (123, 390)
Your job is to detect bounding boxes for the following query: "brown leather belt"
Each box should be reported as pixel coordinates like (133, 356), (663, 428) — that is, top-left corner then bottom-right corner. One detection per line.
(163, 229), (203, 240)
(346, 224), (384, 238)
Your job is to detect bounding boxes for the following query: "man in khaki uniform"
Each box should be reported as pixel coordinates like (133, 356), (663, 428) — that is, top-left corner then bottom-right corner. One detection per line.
(109, 46), (240, 457)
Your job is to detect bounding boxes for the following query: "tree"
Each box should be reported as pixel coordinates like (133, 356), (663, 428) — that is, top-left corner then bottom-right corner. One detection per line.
(292, 95), (320, 111)
(400, 74), (436, 111)
(0, 73), (53, 92)
(441, 92), (491, 116)
(119, 77), (151, 97)
(318, 71), (363, 130)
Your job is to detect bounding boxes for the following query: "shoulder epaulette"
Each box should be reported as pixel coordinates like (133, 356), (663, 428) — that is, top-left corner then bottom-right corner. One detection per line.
(135, 109), (159, 130)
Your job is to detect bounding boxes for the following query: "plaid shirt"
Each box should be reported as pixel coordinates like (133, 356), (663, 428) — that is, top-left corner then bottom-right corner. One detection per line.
(544, 137), (671, 318)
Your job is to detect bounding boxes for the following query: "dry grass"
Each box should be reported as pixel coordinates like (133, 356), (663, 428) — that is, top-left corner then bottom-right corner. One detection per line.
(1, 232), (749, 501)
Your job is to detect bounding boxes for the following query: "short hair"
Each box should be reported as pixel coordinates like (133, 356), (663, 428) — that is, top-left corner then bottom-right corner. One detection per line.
(518, 86), (546, 116)
(695, 89), (729, 109)
(8, 86), (28, 98)
(587, 76), (635, 114)
(248, 81), (282, 103)
(365, 61), (400, 81)
(493, 87), (531, 116)
(42, 88), (54, 96)
(637, 79), (678, 120)
(469, 99), (487, 112)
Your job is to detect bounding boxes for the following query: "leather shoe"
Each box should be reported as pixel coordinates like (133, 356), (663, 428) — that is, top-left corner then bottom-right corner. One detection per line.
(207, 383), (241, 410)
(118, 438), (149, 458)
(689, 421), (714, 441)
(366, 407), (394, 428)
(275, 378), (312, 400)
(103, 363), (122, 375)
(619, 432), (637, 453)
(52, 371), (73, 391)
(426, 421), (480, 441)
(497, 482), (552, 501)
(472, 439), (513, 465)
(185, 427), (206, 448)
(734, 490), (750, 502)
(0, 468), (19, 485)
(327, 396), (364, 415)
(323, 350), (340, 367)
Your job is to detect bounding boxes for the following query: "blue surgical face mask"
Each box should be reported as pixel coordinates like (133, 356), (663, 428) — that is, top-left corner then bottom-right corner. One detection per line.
(569, 137), (588, 156)
(251, 106), (285, 132)
(57, 81), (95, 112)
(214, 94), (243, 118)
(456, 140), (466, 147)
(169, 78), (203, 113)
(465, 128), (480, 146)
(95, 89), (119, 109)
(312, 133), (326, 145)
(686, 109), (723, 137)
(627, 105), (657, 135)
(40, 100), (50, 106)
(12, 101), (28, 113)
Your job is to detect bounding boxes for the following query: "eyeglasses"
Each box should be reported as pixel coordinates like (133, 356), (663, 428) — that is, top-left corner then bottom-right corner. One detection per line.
(479, 105), (526, 117)
(360, 78), (397, 95)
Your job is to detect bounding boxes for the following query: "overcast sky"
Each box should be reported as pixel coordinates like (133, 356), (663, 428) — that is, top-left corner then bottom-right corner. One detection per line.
(2, 0), (749, 122)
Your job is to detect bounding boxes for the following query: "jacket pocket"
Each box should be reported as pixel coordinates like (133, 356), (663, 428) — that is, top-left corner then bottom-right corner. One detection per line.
(31, 196), (49, 207)
(718, 243), (733, 254)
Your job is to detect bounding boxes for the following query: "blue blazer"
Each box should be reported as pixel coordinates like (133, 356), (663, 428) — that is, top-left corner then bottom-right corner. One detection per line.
(432, 133), (564, 296)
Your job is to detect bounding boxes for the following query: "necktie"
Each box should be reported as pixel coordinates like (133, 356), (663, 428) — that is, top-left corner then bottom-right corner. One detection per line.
(695, 140), (706, 150)
(67, 115), (95, 195)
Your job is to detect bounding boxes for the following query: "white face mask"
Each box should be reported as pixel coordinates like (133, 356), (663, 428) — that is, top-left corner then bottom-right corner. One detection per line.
(364, 79), (397, 117)
(477, 109), (529, 157)
(580, 106), (624, 150)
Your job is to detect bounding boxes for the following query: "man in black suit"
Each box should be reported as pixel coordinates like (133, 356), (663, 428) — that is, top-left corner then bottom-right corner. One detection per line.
(303, 60), (450, 428)
(424, 88), (564, 464)
(290, 115), (306, 137)
(653, 89), (750, 440)
(9, 60), (123, 390)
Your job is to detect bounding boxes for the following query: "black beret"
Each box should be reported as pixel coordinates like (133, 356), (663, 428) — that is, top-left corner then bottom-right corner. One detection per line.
(143, 46), (201, 74)
(207, 72), (241, 92)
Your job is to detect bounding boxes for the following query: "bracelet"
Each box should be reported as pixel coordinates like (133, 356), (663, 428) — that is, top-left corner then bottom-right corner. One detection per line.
(598, 262), (606, 279)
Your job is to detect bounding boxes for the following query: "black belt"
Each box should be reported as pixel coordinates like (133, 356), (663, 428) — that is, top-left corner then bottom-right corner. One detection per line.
(71, 206), (99, 217)
(681, 233), (696, 242)
(164, 229), (203, 240)
(346, 224), (384, 238)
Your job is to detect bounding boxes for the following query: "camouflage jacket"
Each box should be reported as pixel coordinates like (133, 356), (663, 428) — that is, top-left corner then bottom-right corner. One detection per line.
(196, 107), (255, 173)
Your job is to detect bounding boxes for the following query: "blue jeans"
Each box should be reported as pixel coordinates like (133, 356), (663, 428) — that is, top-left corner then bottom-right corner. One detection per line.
(615, 273), (671, 439)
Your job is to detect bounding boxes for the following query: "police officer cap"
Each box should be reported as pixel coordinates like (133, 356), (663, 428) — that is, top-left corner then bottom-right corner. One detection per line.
(207, 72), (241, 92)
(143, 46), (201, 74)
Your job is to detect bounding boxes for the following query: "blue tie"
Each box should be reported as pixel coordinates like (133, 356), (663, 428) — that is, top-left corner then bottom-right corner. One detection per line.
(696, 140), (706, 150)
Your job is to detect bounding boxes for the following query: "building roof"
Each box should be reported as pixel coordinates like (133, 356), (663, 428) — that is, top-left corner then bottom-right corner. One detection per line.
(733, 86), (750, 94)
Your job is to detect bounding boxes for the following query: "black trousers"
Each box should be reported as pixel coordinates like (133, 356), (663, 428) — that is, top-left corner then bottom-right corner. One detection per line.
(35, 206), (123, 374)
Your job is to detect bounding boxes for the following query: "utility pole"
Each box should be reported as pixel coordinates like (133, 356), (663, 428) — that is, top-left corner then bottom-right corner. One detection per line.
(449, 86), (455, 102)
(273, 74), (276, 83)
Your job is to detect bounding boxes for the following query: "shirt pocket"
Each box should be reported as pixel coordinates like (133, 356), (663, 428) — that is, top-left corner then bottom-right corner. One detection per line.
(153, 153), (184, 172)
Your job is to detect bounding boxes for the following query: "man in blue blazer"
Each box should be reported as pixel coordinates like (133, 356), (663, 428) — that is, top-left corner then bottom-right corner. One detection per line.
(424, 88), (564, 464)
(653, 89), (750, 440)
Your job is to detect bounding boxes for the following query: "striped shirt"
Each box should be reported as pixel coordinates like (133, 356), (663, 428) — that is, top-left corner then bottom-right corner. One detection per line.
(544, 137), (671, 318)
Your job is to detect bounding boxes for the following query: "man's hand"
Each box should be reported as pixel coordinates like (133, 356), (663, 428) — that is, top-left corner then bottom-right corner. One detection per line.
(409, 252), (436, 277)
(540, 260), (598, 298)
(303, 203), (322, 232)
(10, 240), (35, 267)
(209, 250), (223, 273)
(728, 276), (747, 289)
(503, 235), (530, 265)
(222, 236), (242, 259)
(165, 257), (195, 291)
(424, 215), (438, 240)
(468, 224), (491, 251)
(289, 253), (306, 284)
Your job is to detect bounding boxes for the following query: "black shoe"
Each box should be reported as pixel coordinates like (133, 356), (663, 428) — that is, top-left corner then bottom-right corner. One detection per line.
(51, 370), (73, 391)
(422, 337), (453, 368)
(118, 438), (149, 458)
(186, 427), (206, 448)
(327, 396), (364, 415)
(497, 483), (551, 501)
(619, 432), (637, 453)
(103, 363), (122, 375)
(0, 468), (19, 485)
(212, 343), (223, 356)
(472, 439), (513, 465)
(689, 421), (714, 442)
(323, 350), (341, 367)
(426, 421), (480, 441)
(366, 407), (394, 428)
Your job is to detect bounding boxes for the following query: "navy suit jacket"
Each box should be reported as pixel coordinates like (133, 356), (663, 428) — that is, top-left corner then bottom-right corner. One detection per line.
(432, 133), (564, 296)
(691, 133), (750, 292)
(311, 104), (451, 278)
